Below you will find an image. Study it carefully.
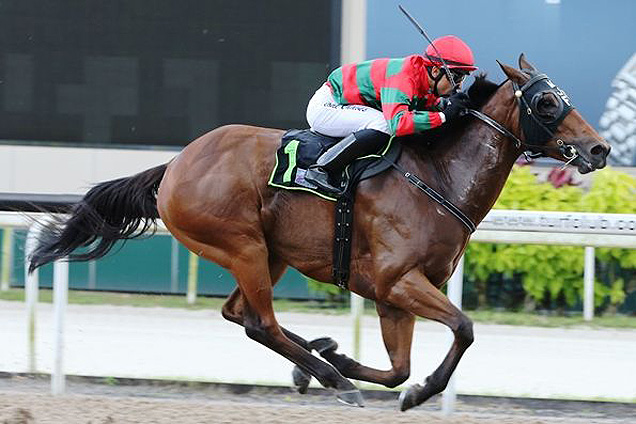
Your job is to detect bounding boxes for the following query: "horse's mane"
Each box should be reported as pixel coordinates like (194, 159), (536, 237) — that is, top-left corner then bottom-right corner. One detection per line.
(466, 73), (500, 109)
(394, 73), (504, 189)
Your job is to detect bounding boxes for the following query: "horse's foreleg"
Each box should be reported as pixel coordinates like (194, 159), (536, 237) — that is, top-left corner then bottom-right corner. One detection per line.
(384, 268), (474, 411)
(307, 302), (414, 388)
(225, 244), (363, 406)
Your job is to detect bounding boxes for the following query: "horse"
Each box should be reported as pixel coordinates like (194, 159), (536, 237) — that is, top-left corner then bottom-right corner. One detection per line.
(29, 54), (610, 411)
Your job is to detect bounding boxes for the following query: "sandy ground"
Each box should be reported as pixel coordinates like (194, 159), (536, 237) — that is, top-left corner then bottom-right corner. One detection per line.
(0, 375), (635, 424)
(2, 300), (636, 423)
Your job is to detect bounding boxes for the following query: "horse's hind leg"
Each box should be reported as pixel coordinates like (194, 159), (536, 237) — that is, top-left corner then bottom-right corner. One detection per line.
(383, 268), (474, 411)
(221, 258), (311, 350)
(223, 287), (312, 349)
(217, 242), (363, 406)
(220, 254), (414, 395)
(305, 302), (415, 388)
(223, 288), (316, 393)
(221, 257), (316, 393)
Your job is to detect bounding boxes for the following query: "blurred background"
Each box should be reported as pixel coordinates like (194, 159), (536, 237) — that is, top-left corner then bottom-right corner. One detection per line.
(0, 0), (634, 314)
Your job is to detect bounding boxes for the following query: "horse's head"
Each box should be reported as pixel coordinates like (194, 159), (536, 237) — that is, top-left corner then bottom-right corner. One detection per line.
(497, 54), (610, 173)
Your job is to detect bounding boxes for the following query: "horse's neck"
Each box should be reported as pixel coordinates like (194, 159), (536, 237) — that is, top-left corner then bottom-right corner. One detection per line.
(410, 90), (521, 226)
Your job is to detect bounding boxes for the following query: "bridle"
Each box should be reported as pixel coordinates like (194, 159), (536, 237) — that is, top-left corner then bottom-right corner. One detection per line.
(383, 70), (581, 234)
(465, 71), (578, 165)
(396, 5), (578, 163)
(393, 5), (581, 232)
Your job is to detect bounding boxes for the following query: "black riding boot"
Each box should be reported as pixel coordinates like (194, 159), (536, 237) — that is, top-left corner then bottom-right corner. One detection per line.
(304, 129), (390, 194)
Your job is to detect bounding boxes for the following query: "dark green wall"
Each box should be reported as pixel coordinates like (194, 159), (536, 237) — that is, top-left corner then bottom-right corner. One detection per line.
(5, 229), (320, 299)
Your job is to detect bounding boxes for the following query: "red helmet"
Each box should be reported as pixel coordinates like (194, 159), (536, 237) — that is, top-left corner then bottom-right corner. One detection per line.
(423, 35), (477, 71)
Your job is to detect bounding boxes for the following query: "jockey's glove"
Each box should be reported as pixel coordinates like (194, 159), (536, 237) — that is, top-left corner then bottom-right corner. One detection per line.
(442, 92), (471, 123)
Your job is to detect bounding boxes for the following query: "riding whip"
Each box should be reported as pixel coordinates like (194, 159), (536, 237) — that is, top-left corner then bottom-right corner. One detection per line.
(398, 4), (458, 92)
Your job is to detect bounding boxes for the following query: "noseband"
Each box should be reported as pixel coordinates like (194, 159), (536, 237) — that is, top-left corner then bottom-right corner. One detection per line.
(466, 71), (577, 162)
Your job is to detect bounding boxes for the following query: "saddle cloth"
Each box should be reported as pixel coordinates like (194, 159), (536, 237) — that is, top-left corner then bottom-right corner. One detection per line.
(268, 129), (401, 201)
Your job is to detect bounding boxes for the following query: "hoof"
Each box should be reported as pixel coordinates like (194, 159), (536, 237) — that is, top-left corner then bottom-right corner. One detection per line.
(309, 337), (338, 354)
(398, 384), (423, 412)
(336, 389), (365, 407)
(292, 366), (311, 394)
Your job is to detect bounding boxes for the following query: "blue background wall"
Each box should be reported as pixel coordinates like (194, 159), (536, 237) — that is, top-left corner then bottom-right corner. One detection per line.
(367, 0), (636, 129)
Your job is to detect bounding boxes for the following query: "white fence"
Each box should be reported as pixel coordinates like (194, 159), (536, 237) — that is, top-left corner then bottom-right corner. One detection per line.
(439, 210), (636, 413)
(1, 210), (635, 411)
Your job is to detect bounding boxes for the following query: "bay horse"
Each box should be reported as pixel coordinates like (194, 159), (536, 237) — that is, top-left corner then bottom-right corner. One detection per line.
(29, 55), (610, 411)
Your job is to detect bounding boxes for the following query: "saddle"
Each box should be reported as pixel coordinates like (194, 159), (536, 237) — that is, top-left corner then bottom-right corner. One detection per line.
(269, 129), (402, 289)
(268, 129), (401, 201)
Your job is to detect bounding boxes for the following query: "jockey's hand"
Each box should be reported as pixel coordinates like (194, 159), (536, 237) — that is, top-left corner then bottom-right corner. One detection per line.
(442, 92), (471, 123)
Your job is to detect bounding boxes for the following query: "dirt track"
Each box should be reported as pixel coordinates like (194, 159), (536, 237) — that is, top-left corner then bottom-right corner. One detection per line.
(0, 375), (634, 424)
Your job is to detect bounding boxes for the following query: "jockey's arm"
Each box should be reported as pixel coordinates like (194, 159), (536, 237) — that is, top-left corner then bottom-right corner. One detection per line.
(380, 89), (445, 137)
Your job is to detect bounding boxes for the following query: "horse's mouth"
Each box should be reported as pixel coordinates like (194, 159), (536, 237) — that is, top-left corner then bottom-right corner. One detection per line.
(573, 155), (595, 174)
(570, 143), (608, 174)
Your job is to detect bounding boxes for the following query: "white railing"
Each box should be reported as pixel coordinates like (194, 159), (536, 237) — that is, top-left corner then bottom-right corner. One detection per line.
(0, 212), (185, 395)
(1, 210), (635, 410)
(439, 209), (636, 413)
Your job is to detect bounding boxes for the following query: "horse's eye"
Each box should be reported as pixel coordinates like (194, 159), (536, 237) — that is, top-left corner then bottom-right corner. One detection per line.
(537, 93), (559, 116)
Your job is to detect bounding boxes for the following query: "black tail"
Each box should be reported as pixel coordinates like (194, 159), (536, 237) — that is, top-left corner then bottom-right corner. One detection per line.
(28, 163), (168, 273)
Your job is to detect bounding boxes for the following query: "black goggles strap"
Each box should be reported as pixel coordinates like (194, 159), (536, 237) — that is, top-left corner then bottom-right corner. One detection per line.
(426, 66), (445, 97)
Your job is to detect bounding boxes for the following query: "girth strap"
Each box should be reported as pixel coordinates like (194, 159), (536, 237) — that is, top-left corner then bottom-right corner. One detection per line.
(331, 156), (372, 290)
(333, 195), (354, 288)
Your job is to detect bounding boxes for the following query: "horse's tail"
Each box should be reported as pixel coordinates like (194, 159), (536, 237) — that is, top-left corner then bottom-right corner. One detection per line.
(28, 163), (168, 273)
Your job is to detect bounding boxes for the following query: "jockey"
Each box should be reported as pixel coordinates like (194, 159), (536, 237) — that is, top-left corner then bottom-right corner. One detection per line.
(304, 35), (477, 194)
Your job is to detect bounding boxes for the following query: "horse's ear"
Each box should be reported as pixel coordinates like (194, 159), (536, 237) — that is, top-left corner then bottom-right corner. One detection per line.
(518, 53), (537, 72)
(497, 60), (528, 85)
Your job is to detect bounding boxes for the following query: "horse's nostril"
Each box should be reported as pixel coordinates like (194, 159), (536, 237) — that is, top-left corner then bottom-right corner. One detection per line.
(590, 144), (606, 156)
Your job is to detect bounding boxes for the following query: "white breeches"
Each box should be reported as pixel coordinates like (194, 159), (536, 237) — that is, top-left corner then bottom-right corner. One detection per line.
(305, 84), (389, 137)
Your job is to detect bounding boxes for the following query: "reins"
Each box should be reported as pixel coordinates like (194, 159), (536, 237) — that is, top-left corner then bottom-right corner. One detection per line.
(382, 72), (579, 234)
(466, 75), (578, 165)
(382, 157), (477, 233)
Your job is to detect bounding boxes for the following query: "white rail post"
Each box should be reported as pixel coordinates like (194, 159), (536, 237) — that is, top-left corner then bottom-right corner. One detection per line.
(1, 228), (13, 291)
(25, 223), (42, 373)
(583, 246), (595, 321)
(52, 260), (69, 395)
(186, 252), (199, 305)
(341, 0), (367, 365)
(351, 293), (364, 361)
(442, 255), (465, 416)
(341, 0), (366, 63)
(88, 260), (97, 290)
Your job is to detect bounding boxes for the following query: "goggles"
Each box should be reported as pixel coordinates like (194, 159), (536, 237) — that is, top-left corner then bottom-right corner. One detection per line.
(449, 69), (470, 84)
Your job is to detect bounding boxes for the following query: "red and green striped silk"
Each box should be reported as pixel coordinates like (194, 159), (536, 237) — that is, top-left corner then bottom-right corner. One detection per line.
(326, 55), (444, 137)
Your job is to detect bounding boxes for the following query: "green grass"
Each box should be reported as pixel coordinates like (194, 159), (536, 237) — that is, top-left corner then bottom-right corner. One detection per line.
(0, 288), (348, 314)
(466, 309), (636, 329)
(1, 288), (635, 329)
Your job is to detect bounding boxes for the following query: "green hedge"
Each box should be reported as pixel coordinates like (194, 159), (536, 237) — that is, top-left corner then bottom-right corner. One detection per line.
(465, 166), (636, 313)
(306, 166), (636, 314)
